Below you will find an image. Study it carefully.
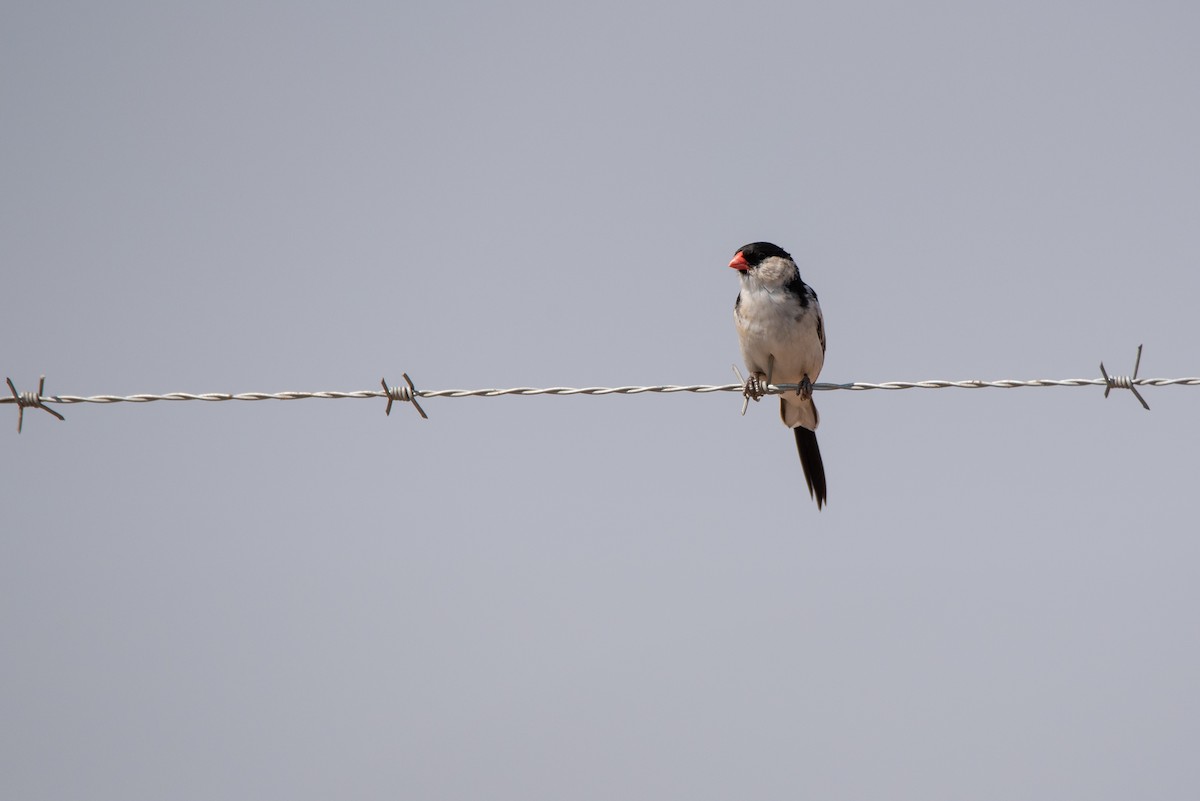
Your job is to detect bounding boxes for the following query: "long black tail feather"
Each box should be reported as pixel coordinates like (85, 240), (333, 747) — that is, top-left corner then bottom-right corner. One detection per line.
(793, 427), (827, 510)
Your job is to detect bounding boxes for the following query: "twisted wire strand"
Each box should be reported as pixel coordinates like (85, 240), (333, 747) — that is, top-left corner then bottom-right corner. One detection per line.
(6, 346), (1190, 432)
(9, 376), (1200, 406)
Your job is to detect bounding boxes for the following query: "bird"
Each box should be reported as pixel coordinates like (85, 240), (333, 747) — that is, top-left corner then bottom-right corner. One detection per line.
(730, 241), (827, 509)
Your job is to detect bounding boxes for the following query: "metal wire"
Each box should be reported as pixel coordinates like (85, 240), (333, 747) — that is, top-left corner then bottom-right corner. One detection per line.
(4, 347), (1196, 431)
(15, 376), (1200, 404)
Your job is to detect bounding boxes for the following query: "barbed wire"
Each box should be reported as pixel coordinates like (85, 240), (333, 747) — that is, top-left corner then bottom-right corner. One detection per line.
(4, 346), (1196, 433)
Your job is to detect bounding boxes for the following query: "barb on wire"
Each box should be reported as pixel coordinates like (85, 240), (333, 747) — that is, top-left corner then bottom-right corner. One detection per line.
(4, 375), (66, 433)
(5, 346), (1198, 432)
(1100, 344), (1150, 410)
(382, 374), (428, 419)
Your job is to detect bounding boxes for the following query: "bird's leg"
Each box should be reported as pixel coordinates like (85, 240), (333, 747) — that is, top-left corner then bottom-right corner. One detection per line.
(742, 354), (774, 403)
(796, 373), (813, 402)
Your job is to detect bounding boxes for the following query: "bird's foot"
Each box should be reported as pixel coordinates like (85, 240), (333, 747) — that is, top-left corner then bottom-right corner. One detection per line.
(743, 374), (768, 402)
(796, 374), (813, 402)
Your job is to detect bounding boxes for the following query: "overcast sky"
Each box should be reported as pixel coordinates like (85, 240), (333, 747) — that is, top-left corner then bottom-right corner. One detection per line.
(4, 2), (1199, 799)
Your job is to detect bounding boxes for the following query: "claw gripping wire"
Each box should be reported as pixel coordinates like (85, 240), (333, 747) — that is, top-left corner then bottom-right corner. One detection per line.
(4, 376), (66, 433)
(1099, 344), (1151, 410)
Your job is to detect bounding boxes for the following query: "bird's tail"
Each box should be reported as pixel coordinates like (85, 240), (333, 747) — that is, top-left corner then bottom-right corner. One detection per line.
(781, 395), (819, 430)
(793, 426), (827, 510)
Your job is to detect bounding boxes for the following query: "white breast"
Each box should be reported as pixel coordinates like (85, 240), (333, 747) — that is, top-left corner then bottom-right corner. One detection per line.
(735, 286), (825, 385)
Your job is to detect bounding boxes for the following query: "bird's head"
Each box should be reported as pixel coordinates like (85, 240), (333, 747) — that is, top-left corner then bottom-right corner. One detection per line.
(729, 242), (797, 288)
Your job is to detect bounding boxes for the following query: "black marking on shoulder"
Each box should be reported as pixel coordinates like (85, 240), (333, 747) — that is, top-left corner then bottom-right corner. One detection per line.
(734, 291), (742, 310)
(782, 272), (812, 308)
(817, 313), (826, 354)
(736, 241), (793, 267)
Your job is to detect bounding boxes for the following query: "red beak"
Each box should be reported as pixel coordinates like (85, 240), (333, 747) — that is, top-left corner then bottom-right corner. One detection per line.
(729, 252), (749, 271)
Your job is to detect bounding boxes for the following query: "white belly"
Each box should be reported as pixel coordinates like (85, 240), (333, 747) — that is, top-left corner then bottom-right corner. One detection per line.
(735, 290), (824, 384)
(735, 288), (825, 431)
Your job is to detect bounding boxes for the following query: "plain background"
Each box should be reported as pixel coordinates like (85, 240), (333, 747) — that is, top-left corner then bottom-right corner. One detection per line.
(3, 2), (1198, 799)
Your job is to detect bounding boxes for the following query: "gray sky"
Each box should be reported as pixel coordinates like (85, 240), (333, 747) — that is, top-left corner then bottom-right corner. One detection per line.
(4, 2), (1199, 799)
